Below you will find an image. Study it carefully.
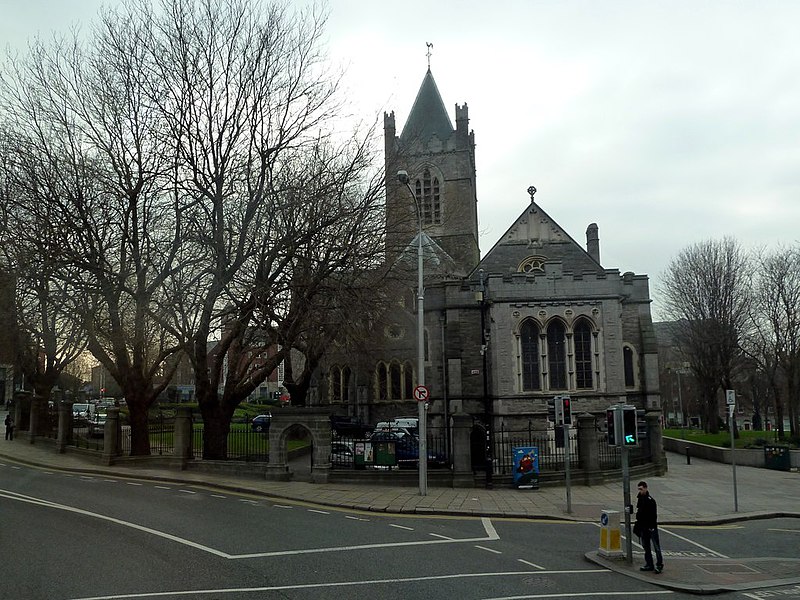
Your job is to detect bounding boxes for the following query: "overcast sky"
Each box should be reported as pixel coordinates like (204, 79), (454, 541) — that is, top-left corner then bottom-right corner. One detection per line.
(3, 1), (799, 319)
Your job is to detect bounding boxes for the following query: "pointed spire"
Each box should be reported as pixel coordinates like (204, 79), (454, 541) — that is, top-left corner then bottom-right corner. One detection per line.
(400, 69), (454, 142)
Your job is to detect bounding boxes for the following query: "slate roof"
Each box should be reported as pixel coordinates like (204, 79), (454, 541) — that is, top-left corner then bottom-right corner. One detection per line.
(395, 231), (462, 280)
(400, 69), (454, 143)
(472, 197), (603, 279)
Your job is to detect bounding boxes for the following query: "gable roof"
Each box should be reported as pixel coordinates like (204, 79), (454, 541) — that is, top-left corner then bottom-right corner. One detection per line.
(473, 196), (602, 278)
(400, 69), (454, 143)
(395, 231), (463, 280)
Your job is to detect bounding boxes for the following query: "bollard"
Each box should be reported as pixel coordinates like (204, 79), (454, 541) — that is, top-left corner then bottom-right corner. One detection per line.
(686, 446), (691, 465)
(598, 510), (623, 558)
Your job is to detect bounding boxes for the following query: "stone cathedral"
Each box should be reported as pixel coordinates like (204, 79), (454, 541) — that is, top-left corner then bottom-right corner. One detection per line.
(314, 67), (661, 431)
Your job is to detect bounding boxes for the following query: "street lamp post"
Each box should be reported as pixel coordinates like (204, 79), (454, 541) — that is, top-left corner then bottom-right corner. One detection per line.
(397, 170), (427, 496)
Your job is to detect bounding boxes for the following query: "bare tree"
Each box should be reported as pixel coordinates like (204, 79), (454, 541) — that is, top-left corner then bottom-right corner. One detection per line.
(659, 237), (752, 433)
(745, 244), (800, 438)
(0, 127), (88, 408)
(0, 8), (184, 453)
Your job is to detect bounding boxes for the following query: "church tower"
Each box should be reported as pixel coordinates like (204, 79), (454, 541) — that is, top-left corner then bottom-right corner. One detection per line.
(384, 68), (480, 274)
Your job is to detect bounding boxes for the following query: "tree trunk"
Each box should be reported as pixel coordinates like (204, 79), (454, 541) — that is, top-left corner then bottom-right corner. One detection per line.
(127, 400), (152, 456)
(198, 403), (231, 460)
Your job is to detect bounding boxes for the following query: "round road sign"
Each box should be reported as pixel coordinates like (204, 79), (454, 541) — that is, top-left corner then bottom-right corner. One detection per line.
(413, 385), (430, 402)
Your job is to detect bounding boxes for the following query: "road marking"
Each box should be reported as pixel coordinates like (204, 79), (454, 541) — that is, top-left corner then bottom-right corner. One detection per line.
(0, 489), (503, 561)
(80, 476), (96, 480)
(103, 479), (116, 483)
(389, 524), (414, 531)
(178, 490), (196, 495)
(660, 527), (728, 558)
(273, 504), (293, 509)
(345, 515), (369, 521)
(66, 569), (613, 600)
(210, 494), (226, 499)
(518, 559), (545, 570)
(430, 533), (453, 540)
(476, 545), (502, 554)
(11, 466), (21, 470)
(125, 482), (143, 486)
(308, 509), (329, 515)
(485, 592), (673, 599)
(768, 528), (800, 534)
(154, 486), (171, 490)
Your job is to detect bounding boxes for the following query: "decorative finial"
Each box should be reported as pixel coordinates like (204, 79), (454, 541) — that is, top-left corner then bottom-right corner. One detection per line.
(527, 185), (537, 202)
(426, 42), (433, 70)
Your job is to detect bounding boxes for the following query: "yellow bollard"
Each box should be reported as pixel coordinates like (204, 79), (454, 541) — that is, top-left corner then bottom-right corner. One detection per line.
(599, 510), (623, 558)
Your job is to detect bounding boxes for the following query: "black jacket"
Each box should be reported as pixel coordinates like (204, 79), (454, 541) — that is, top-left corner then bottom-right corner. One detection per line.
(635, 492), (658, 530)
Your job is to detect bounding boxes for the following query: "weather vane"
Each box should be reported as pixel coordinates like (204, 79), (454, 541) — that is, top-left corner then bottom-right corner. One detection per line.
(426, 42), (433, 69)
(527, 185), (537, 202)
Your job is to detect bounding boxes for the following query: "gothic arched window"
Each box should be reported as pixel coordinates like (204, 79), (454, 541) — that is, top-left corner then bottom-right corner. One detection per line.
(376, 361), (388, 400)
(520, 320), (541, 391)
(403, 361), (414, 398)
(547, 321), (567, 390)
(415, 168), (441, 226)
(574, 320), (594, 389)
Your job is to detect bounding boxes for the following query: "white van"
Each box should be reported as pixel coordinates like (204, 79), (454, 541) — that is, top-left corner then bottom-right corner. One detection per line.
(375, 417), (419, 437)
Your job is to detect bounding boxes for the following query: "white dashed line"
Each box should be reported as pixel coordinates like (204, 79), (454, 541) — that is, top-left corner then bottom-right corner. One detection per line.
(345, 515), (369, 521)
(210, 494), (226, 499)
(154, 485), (171, 490)
(125, 482), (143, 486)
(475, 545), (502, 555)
(273, 504), (293, 509)
(102, 479), (116, 483)
(430, 533), (453, 540)
(308, 509), (330, 515)
(178, 490), (196, 495)
(389, 524), (414, 531)
(518, 559), (545, 570)
(11, 466), (22, 470)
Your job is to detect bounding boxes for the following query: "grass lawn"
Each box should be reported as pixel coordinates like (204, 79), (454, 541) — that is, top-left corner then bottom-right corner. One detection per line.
(663, 428), (796, 449)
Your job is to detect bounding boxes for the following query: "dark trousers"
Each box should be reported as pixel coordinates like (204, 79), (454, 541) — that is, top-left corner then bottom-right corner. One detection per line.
(642, 527), (663, 568)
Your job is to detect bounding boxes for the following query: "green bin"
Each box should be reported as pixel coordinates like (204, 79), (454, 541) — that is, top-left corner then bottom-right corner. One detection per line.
(764, 445), (791, 471)
(374, 441), (397, 467)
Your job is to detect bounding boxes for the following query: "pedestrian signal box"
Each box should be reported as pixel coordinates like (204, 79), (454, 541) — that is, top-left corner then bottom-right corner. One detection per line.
(606, 409), (617, 446)
(622, 406), (638, 447)
(606, 405), (640, 447)
(559, 396), (572, 426)
(547, 397), (556, 423)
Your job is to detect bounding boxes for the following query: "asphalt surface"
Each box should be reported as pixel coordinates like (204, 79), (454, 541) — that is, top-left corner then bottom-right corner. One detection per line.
(2, 418), (799, 596)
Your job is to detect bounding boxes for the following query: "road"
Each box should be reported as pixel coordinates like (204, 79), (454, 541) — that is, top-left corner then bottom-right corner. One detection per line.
(2, 460), (800, 600)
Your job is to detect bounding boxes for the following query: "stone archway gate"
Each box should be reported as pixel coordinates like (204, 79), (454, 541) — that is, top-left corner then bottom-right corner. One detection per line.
(265, 407), (332, 483)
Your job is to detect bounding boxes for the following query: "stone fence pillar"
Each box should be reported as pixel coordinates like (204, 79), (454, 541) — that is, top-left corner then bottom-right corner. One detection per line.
(56, 399), (74, 453)
(13, 391), (31, 434)
(646, 411), (667, 474)
(577, 412), (599, 472)
(102, 408), (122, 464)
(451, 412), (474, 487)
(173, 406), (194, 464)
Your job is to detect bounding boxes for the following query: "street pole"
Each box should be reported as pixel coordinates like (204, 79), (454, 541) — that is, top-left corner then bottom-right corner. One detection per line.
(480, 269), (493, 489)
(730, 404), (738, 512)
(622, 444), (633, 564)
(398, 170), (427, 496)
(564, 423), (572, 514)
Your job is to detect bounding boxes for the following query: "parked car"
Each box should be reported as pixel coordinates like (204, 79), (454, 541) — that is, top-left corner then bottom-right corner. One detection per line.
(330, 415), (373, 439)
(87, 412), (107, 437)
(251, 414), (271, 433)
(329, 441), (355, 466)
(72, 403), (95, 425)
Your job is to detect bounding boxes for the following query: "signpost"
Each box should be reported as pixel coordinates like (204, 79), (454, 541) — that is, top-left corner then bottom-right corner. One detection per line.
(606, 404), (639, 564)
(726, 389), (738, 512)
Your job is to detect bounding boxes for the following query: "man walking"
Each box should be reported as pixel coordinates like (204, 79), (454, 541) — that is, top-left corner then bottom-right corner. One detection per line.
(4, 413), (14, 441)
(635, 480), (664, 573)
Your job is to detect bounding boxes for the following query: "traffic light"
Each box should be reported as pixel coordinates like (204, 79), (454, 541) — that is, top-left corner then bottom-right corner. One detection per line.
(606, 408), (618, 446)
(622, 406), (638, 446)
(561, 396), (572, 425)
(547, 398), (556, 423)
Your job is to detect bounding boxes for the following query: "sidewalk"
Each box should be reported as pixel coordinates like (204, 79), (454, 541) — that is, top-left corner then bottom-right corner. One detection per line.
(2, 427), (799, 594)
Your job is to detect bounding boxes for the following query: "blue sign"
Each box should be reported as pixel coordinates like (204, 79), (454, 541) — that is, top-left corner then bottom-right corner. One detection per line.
(512, 446), (539, 489)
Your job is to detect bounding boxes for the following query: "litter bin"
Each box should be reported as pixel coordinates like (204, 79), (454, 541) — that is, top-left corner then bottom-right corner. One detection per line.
(374, 441), (397, 467)
(764, 445), (790, 471)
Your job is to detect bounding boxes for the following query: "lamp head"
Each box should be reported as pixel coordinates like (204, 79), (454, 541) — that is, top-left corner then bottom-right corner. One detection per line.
(397, 170), (409, 184)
